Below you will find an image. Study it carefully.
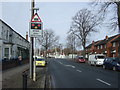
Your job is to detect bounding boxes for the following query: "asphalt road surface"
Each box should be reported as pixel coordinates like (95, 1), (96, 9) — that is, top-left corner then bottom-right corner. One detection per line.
(47, 58), (120, 88)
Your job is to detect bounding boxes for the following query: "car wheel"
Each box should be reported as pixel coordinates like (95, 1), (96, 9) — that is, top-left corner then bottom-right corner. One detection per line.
(113, 66), (116, 71)
(89, 61), (91, 65)
(90, 62), (93, 66)
(103, 65), (106, 69)
(94, 62), (97, 66)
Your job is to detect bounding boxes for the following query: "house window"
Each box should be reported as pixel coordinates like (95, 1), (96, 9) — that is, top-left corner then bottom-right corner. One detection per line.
(6, 30), (9, 40)
(2, 26), (4, 39)
(4, 48), (9, 59)
(97, 46), (99, 49)
(104, 45), (106, 48)
(100, 45), (102, 49)
(113, 42), (116, 47)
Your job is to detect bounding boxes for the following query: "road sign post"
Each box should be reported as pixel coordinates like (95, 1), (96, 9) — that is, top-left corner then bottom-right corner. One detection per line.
(29, 11), (43, 81)
(29, 0), (34, 80)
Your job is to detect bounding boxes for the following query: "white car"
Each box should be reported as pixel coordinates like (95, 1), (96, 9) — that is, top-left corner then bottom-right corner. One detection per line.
(88, 54), (105, 66)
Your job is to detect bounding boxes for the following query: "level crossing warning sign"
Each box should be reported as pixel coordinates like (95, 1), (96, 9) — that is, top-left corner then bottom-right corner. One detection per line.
(29, 13), (43, 37)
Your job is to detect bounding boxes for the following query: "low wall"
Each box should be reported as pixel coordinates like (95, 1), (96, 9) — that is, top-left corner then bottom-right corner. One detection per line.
(2, 59), (29, 70)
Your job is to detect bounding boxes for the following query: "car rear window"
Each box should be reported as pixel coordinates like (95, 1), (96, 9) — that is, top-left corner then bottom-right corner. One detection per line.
(113, 58), (120, 62)
(105, 58), (112, 61)
(97, 56), (104, 59)
(36, 59), (45, 61)
(79, 57), (83, 59)
(105, 58), (120, 62)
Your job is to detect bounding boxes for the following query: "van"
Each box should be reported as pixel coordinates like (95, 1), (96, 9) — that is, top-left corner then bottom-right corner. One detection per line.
(88, 54), (105, 66)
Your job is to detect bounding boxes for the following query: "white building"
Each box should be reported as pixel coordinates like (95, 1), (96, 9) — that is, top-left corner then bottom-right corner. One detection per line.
(0, 19), (30, 61)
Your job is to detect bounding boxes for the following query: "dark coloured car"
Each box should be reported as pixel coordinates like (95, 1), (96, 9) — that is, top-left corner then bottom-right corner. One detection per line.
(76, 56), (86, 63)
(103, 57), (120, 71)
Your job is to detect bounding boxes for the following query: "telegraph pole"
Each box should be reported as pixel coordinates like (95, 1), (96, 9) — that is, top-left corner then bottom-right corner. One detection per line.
(30, 0), (34, 79)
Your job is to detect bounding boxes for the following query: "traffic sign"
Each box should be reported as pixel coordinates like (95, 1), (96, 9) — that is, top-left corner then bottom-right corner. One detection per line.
(29, 22), (43, 37)
(31, 13), (42, 22)
(31, 22), (42, 29)
(29, 13), (43, 37)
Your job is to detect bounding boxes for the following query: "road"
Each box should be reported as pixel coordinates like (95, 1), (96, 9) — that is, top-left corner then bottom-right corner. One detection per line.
(47, 58), (120, 88)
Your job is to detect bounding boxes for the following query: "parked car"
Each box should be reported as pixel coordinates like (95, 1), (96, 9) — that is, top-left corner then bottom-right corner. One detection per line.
(88, 54), (105, 66)
(103, 57), (120, 71)
(36, 58), (47, 67)
(76, 56), (86, 63)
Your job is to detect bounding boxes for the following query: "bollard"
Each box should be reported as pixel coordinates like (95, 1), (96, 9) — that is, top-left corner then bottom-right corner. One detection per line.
(23, 72), (28, 89)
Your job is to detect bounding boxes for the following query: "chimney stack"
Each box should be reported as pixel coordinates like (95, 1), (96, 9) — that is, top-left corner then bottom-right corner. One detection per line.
(105, 35), (108, 40)
(26, 32), (28, 41)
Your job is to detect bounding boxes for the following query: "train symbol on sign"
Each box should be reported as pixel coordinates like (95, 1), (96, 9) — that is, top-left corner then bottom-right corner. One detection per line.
(31, 13), (42, 22)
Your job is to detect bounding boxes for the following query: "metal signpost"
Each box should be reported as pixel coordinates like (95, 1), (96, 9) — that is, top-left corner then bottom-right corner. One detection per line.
(29, 8), (43, 81)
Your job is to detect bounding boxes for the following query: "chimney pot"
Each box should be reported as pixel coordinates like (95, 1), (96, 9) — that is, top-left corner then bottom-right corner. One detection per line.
(26, 32), (28, 41)
(105, 35), (108, 40)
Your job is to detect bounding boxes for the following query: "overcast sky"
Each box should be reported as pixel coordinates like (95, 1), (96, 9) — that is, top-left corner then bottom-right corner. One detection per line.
(1, 1), (119, 48)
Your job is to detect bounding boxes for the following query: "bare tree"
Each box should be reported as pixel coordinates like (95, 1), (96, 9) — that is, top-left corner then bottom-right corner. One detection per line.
(92, 0), (120, 33)
(69, 8), (102, 58)
(37, 29), (59, 57)
(66, 33), (75, 58)
(92, 0), (120, 57)
(66, 33), (75, 50)
(63, 48), (72, 56)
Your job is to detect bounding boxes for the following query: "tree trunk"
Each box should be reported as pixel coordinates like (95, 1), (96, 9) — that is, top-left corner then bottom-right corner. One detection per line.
(117, 2), (120, 33)
(83, 41), (86, 59)
(117, 2), (120, 57)
(45, 47), (48, 59)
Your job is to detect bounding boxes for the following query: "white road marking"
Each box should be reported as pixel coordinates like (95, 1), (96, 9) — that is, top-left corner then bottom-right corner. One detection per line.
(76, 70), (82, 72)
(57, 61), (75, 68)
(96, 78), (111, 86)
(58, 61), (63, 65)
(65, 65), (75, 68)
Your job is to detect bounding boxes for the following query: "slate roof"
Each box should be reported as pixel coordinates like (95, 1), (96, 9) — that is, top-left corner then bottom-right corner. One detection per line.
(85, 44), (92, 49)
(85, 41), (100, 49)
(111, 36), (120, 43)
(95, 34), (120, 46)
(85, 34), (120, 49)
(0, 19), (29, 43)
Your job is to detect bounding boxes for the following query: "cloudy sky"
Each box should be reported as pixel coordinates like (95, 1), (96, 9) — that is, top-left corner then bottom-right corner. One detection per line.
(1, 1), (119, 48)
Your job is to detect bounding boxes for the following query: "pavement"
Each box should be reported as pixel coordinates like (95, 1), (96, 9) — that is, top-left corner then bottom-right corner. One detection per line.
(2, 63), (51, 89)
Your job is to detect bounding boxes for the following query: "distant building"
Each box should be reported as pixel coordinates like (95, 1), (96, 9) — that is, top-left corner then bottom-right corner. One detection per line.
(0, 19), (30, 61)
(85, 34), (120, 58)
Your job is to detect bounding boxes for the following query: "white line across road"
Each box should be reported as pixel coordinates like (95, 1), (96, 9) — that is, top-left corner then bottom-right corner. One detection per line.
(65, 65), (75, 68)
(58, 61), (63, 65)
(96, 78), (111, 86)
(57, 61), (76, 69)
(76, 70), (82, 72)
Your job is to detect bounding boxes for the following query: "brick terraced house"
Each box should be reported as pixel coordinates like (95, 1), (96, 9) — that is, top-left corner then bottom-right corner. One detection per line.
(85, 34), (120, 58)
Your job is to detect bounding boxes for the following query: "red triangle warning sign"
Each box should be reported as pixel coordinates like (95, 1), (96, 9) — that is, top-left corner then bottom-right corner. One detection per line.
(31, 13), (42, 22)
